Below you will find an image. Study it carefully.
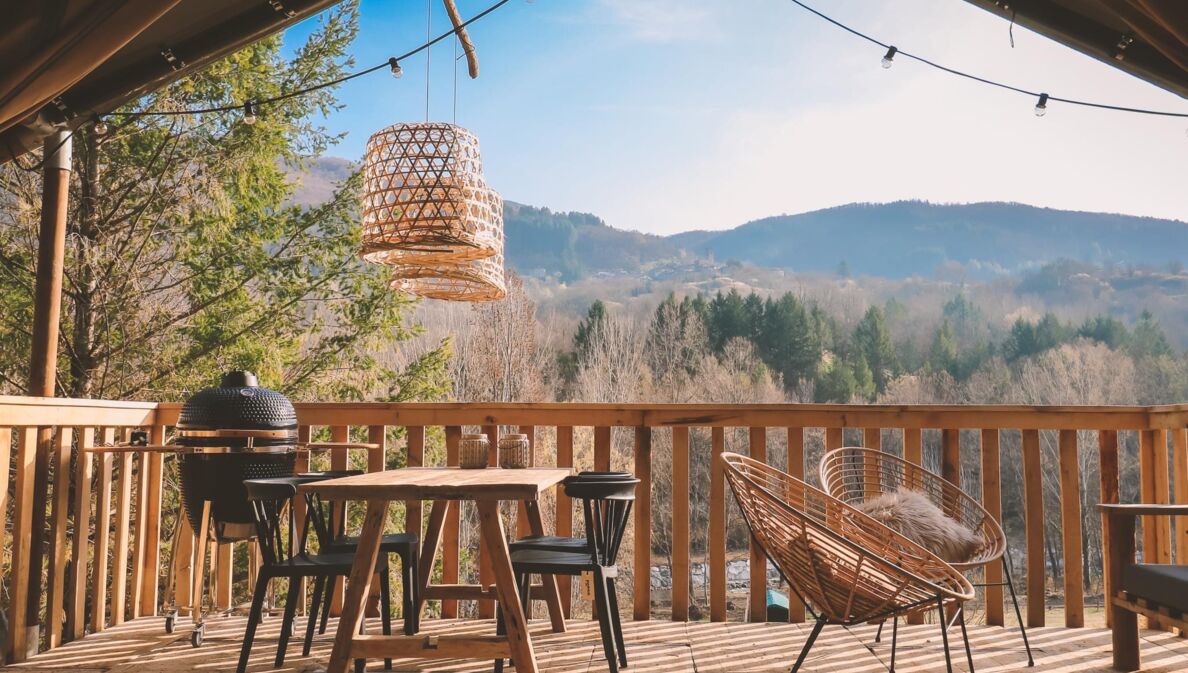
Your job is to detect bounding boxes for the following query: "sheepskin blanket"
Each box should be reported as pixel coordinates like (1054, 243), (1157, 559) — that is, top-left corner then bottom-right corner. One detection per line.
(854, 488), (981, 563)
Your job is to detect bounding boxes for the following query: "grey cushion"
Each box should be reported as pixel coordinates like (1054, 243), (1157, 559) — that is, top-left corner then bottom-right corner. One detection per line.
(1121, 563), (1188, 613)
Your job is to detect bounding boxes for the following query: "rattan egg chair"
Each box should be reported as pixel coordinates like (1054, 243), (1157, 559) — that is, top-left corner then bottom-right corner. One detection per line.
(819, 446), (1033, 667)
(721, 452), (975, 673)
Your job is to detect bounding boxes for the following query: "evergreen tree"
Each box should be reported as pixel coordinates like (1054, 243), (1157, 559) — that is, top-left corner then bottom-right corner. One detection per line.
(1130, 309), (1173, 359)
(1078, 315), (1130, 349)
(929, 319), (959, 375)
(707, 290), (749, 352)
(852, 306), (897, 392)
(756, 293), (819, 388)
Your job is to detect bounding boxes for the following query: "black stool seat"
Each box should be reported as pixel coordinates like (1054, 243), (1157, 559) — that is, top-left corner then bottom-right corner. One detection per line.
(507, 534), (588, 553)
(270, 552), (386, 574)
(328, 532), (419, 554)
(509, 549), (604, 572)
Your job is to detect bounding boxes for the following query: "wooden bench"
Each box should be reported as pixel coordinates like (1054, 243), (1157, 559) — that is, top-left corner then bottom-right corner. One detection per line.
(1098, 504), (1188, 671)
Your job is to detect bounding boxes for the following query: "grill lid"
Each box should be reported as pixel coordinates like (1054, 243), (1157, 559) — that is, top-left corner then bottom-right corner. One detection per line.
(177, 370), (297, 447)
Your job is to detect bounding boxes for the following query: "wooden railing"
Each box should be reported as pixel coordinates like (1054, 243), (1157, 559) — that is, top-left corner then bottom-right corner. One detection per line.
(2, 397), (1187, 662)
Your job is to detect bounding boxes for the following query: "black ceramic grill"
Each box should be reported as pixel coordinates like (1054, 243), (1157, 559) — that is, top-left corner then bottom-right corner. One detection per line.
(176, 371), (297, 541)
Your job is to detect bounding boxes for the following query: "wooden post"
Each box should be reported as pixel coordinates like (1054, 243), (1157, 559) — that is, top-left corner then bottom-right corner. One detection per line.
(1098, 430), (1120, 629)
(786, 427), (806, 623)
(709, 427), (726, 621)
(1057, 430), (1083, 627)
(1022, 429), (1045, 628)
(748, 427), (767, 622)
(442, 426), (461, 618)
(633, 425), (652, 621)
(671, 427), (690, 622)
(7, 428), (41, 662)
(555, 426), (574, 617)
(27, 130), (71, 397)
(981, 429), (1004, 626)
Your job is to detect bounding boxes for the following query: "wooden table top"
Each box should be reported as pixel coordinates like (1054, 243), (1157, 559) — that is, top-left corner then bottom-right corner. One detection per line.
(298, 466), (571, 501)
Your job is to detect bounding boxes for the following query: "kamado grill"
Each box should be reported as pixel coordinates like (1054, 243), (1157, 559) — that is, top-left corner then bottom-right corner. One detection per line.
(165, 371), (298, 645)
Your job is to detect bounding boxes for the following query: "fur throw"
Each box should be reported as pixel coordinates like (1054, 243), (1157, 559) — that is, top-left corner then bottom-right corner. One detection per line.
(854, 488), (981, 563)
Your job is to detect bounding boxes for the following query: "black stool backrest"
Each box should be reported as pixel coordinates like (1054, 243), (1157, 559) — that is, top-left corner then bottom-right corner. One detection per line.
(244, 477), (303, 567)
(564, 474), (639, 567)
(299, 470), (364, 551)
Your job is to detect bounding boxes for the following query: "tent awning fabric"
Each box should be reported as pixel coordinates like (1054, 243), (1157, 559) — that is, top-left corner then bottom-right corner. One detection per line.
(0, 0), (342, 164)
(962, 0), (1188, 99)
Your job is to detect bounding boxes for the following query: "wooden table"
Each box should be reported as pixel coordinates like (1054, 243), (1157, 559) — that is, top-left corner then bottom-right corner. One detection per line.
(300, 467), (571, 673)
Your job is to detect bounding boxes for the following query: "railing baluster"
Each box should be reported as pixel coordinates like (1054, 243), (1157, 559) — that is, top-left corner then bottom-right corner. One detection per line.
(1173, 429), (1188, 565)
(215, 542), (233, 611)
(671, 426), (690, 622)
(1152, 429), (1172, 564)
(112, 431), (133, 625)
(46, 428), (73, 647)
(594, 426), (611, 472)
(1098, 429), (1120, 629)
(941, 428), (961, 490)
(633, 425), (652, 621)
(516, 424), (535, 538)
(139, 425), (165, 618)
(981, 428), (1004, 626)
(130, 449), (149, 619)
(1022, 428), (1045, 628)
(1058, 429), (1084, 627)
(67, 427), (94, 642)
(404, 425), (423, 536)
(786, 427), (806, 623)
(555, 426), (574, 617)
(442, 425), (461, 618)
(748, 426), (767, 623)
(90, 427), (116, 633)
(7, 427), (40, 661)
(478, 424), (498, 619)
(328, 424), (350, 617)
(904, 427), (922, 465)
(709, 426), (726, 622)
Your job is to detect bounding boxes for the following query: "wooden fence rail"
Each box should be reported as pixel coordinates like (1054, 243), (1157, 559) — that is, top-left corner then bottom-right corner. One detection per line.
(1, 397), (1186, 663)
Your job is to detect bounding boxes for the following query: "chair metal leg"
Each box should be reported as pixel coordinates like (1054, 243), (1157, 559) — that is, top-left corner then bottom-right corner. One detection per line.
(937, 596), (953, 673)
(592, 568), (619, 673)
(1002, 557), (1035, 667)
(957, 603), (975, 673)
(519, 573), (531, 622)
(401, 549), (416, 636)
(319, 576), (334, 634)
(606, 577), (628, 667)
(875, 618), (885, 643)
(236, 574), (270, 673)
(380, 567), (393, 670)
(275, 575), (301, 667)
(790, 618), (826, 673)
(889, 616), (899, 673)
(303, 576), (326, 657)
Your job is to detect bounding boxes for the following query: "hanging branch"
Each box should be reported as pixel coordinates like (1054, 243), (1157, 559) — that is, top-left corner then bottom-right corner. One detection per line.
(444, 0), (480, 79)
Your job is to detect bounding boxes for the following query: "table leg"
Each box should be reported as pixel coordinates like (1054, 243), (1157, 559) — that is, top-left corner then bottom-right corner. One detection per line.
(478, 501), (538, 673)
(417, 500), (451, 618)
(523, 499), (566, 633)
(326, 499), (389, 673)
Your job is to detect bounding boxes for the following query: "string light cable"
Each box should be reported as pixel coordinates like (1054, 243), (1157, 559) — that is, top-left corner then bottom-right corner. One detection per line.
(98, 0), (511, 124)
(785, 0), (1188, 119)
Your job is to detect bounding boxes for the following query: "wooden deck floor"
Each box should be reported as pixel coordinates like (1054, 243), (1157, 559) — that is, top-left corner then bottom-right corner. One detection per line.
(4, 616), (1188, 673)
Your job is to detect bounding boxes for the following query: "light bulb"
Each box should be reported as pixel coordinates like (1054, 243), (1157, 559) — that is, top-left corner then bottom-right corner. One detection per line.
(1034, 93), (1048, 117)
(243, 101), (257, 125)
(389, 57), (403, 79)
(881, 46), (897, 69)
(92, 116), (108, 135)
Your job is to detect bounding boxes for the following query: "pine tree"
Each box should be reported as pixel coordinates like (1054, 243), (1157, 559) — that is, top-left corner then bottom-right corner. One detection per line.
(852, 306), (897, 392)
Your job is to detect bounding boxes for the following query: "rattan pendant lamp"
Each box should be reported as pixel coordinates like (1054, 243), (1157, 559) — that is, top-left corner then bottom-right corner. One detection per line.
(358, 0), (506, 301)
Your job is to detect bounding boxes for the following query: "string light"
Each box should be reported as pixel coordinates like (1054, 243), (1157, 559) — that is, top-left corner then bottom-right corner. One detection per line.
(92, 115), (108, 135)
(785, 0), (1188, 121)
(242, 101), (257, 125)
(389, 57), (404, 79)
(1034, 93), (1049, 117)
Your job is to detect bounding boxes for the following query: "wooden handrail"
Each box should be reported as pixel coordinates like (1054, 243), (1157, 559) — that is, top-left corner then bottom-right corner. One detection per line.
(0, 396), (1185, 662)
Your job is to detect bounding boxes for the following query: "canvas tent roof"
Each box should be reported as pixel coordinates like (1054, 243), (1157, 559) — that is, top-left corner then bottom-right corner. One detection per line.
(962, 0), (1188, 98)
(0, 0), (342, 164)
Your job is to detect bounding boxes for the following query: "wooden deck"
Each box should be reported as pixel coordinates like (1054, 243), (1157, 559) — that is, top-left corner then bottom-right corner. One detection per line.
(3, 616), (1187, 673)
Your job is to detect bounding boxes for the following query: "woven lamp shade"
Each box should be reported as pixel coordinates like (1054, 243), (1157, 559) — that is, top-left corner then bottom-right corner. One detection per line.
(390, 183), (507, 301)
(360, 122), (501, 263)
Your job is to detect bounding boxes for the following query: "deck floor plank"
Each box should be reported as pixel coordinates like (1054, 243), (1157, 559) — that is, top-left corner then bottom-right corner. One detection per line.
(2, 617), (1186, 672)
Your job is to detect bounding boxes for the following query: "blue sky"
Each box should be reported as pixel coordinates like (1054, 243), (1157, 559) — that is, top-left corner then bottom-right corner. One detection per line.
(283, 0), (1188, 234)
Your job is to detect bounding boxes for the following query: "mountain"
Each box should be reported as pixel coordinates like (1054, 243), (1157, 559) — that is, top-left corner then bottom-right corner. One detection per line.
(288, 158), (1187, 280)
(671, 201), (1188, 278)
